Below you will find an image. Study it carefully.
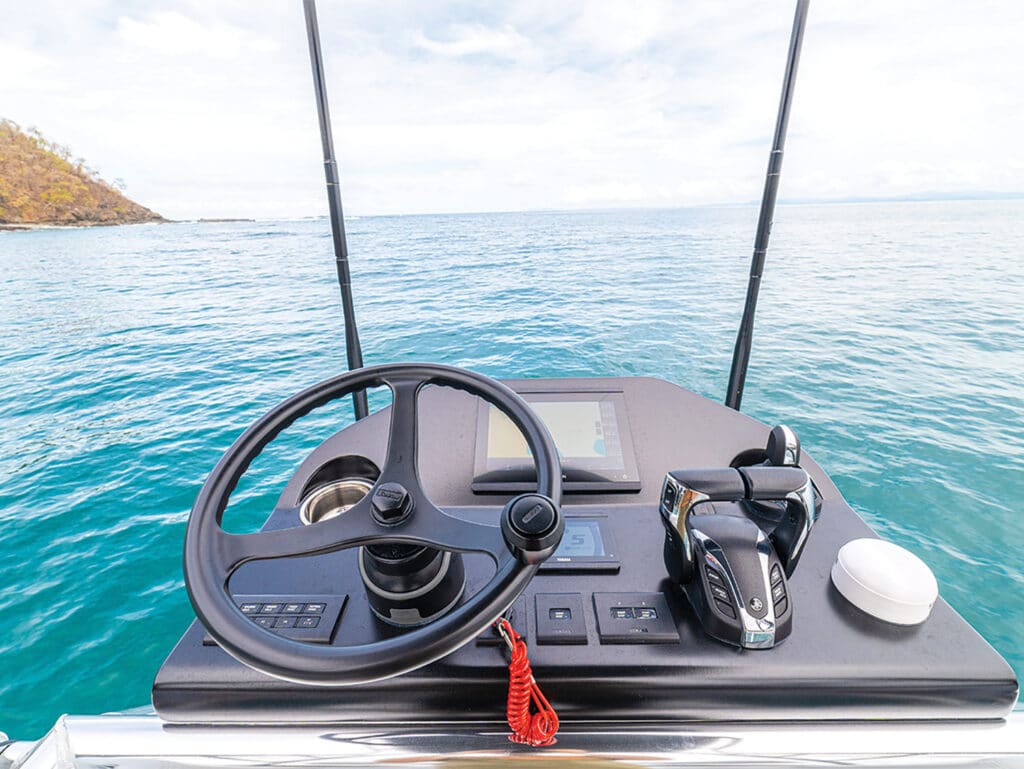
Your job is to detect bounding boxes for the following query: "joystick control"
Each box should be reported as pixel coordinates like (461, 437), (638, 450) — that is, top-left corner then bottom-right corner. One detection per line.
(658, 465), (817, 649)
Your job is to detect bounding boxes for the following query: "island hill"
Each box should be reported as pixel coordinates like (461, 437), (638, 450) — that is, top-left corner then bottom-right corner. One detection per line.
(0, 119), (164, 227)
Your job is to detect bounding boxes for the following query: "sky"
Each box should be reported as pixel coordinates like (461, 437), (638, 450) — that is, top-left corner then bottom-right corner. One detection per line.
(2, 1), (1023, 219)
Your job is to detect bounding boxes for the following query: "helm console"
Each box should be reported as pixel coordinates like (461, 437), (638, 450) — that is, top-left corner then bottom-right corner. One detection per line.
(153, 375), (1018, 724)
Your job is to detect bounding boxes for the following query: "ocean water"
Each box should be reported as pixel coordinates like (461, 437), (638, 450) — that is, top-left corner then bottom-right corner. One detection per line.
(1, 201), (1022, 738)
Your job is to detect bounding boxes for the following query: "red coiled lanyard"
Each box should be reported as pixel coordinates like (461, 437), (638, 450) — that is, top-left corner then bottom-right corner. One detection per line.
(495, 617), (559, 747)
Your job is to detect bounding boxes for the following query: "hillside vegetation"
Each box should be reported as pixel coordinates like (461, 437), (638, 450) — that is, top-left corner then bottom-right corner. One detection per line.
(0, 119), (163, 226)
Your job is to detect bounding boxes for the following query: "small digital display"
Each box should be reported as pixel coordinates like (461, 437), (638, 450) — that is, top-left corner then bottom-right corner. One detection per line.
(487, 400), (610, 460)
(553, 519), (606, 559)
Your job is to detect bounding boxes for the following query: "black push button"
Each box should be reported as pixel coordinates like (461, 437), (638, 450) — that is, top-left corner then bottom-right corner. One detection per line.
(283, 603), (304, 614)
(715, 599), (736, 618)
(274, 616), (297, 628)
(775, 597), (788, 616)
(770, 564), (783, 586)
(304, 603), (326, 614)
(705, 566), (726, 586)
(662, 483), (678, 511)
(536, 593), (588, 645)
(593, 593), (680, 644)
(709, 582), (731, 603)
(261, 603), (282, 614)
(297, 616), (320, 629)
(771, 581), (786, 603)
(253, 616), (275, 628)
(238, 603), (261, 614)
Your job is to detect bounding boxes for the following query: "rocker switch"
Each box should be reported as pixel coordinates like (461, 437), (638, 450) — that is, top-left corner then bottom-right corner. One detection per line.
(536, 593), (588, 645)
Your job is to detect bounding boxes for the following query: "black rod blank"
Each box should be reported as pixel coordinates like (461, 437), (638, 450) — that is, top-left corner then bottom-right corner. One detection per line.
(303, 0), (369, 420)
(725, 0), (810, 411)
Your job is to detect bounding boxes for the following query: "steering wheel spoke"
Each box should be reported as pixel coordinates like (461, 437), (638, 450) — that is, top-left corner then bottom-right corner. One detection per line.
(405, 502), (512, 562)
(215, 502), (510, 576)
(215, 497), (379, 572)
(380, 375), (422, 484)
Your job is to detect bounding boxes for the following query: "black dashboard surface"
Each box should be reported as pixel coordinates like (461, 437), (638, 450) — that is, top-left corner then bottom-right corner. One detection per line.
(153, 377), (1018, 723)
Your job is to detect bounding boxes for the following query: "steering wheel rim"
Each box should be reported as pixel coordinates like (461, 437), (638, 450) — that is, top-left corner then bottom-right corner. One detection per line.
(184, 362), (563, 685)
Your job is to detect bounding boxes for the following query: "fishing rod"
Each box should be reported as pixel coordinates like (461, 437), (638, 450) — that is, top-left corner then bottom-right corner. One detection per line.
(303, 0), (369, 420)
(725, 0), (809, 411)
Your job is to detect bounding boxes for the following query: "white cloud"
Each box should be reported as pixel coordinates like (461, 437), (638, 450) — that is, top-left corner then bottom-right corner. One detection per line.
(0, 42), (49, 80)
(413, 23), (533, 60)
(1, 1), (1021, 218)
(116, 11), (279, 59)
(564, 0), (678, 55)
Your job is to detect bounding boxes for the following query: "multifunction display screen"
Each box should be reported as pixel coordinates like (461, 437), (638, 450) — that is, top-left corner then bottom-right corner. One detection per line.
(472, 390), (641, 493)
(486, 400), (616, 461)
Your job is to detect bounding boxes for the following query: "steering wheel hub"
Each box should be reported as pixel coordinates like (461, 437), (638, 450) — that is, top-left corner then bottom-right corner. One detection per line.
(371, 482), (414, 525)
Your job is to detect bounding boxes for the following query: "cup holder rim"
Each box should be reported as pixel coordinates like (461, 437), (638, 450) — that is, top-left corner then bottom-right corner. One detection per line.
(299, 477), (375, 525)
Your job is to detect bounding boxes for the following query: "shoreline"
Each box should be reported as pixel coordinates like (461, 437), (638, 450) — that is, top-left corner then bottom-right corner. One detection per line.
(0, 219), (166, 232)
(0, 217), (260, 232)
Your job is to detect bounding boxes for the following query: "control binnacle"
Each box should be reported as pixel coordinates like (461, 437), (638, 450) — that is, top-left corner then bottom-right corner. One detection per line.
(658, 426), (817, 649)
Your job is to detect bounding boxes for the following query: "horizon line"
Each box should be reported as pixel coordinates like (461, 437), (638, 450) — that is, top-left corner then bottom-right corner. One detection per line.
(182, 191), (1024, 223)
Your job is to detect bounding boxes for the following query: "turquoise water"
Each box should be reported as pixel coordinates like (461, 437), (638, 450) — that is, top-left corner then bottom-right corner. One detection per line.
(1, 201), (1022, 738)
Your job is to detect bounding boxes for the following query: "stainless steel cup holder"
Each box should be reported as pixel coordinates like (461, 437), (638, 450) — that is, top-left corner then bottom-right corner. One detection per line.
(299, 478), (374, 525)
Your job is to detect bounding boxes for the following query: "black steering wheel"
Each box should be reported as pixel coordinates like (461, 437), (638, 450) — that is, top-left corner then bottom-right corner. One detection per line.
(184, 363), (564, 685)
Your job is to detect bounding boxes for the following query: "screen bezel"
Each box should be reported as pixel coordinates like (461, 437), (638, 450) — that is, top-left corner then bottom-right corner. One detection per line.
(471, 389), (641, 493)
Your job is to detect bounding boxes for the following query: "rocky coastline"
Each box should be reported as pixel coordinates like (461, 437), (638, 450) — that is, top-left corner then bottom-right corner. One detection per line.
(0, 119), (164, 228)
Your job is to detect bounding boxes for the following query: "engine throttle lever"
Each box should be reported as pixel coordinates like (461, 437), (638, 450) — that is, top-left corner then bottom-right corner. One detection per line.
(659, 466), (815, 581)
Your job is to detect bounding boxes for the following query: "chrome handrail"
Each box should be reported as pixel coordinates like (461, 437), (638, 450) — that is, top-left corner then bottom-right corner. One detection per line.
(7, 712), (1024, 769)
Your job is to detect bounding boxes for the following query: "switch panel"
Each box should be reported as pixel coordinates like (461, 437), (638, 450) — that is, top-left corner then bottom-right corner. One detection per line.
(593, 592), (680, 644)
(535, 593), (588, 645)
(202, 594), (345, 646)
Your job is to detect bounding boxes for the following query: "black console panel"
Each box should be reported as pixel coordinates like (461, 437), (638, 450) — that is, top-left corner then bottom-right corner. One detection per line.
(154, 377), (1018, 723)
